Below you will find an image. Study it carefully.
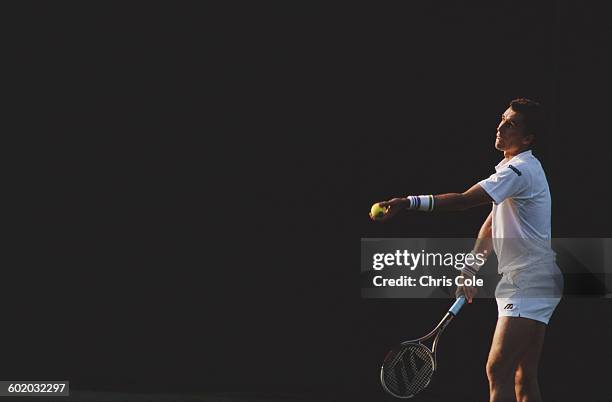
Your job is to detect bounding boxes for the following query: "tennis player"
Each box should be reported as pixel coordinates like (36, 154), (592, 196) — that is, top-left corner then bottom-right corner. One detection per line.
(371, 98), (562, 402)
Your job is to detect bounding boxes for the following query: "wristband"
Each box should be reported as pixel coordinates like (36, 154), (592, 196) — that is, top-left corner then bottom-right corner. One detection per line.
(406, 195), (435, 212)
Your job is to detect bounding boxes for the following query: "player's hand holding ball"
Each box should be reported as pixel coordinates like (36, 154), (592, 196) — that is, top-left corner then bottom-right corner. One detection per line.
(369, 198), (409, 221)
(369, 203), (388, 220)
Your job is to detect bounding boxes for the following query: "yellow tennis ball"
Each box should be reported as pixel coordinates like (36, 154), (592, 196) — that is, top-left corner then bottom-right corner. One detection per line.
(370, 203), (387, 219)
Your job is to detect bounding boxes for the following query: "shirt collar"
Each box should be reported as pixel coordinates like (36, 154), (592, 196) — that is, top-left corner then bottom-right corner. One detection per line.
(495, 149), (533, 170)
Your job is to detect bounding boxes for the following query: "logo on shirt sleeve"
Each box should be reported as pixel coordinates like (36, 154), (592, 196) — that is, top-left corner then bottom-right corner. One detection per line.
(507, 165), (522, 176)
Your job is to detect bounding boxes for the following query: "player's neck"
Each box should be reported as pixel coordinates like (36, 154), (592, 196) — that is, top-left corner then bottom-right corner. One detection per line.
(503, 147), (529, 160)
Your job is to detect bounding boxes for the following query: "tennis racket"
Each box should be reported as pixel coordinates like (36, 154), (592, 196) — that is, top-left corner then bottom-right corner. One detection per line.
(380, 296), (466, 398)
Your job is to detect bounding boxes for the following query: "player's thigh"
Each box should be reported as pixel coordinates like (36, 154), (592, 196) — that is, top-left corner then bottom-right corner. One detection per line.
(515, 321), (546, 381)
(487, 317), (546, 378)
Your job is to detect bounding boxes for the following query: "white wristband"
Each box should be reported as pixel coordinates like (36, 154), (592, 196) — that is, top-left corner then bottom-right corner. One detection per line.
(406, 195), (435, 212)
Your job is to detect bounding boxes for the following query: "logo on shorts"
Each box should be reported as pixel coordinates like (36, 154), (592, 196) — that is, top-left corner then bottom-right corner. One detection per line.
(503, 303), (514, 310)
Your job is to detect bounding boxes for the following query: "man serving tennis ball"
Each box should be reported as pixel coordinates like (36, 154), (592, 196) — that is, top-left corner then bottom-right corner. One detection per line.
(370, 98), (562, 402)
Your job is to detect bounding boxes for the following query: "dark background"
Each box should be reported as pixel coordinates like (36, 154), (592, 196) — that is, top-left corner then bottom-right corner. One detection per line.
(4, 1), (610, 401)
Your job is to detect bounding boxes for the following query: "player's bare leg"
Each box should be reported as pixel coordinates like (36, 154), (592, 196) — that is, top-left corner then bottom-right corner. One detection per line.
(486, 316), (546, 402)
(514, 320), (546, 402)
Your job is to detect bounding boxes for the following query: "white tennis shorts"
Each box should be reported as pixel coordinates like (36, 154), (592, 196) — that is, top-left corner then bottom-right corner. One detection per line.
(495, 264), (563, 325)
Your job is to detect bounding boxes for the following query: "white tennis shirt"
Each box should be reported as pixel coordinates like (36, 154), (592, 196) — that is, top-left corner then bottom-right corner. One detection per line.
(478, 150), (556, 273)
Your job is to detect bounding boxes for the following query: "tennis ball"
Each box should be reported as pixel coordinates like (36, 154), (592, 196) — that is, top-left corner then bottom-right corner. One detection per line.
(370, 203), (387, 220)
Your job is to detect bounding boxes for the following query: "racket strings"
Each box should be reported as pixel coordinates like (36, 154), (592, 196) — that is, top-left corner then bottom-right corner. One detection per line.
(382, 344), (434, 397)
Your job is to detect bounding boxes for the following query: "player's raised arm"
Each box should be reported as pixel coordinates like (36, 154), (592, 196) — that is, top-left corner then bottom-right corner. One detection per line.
(369, 183), (493, 221)
(431, 183), (493, 211)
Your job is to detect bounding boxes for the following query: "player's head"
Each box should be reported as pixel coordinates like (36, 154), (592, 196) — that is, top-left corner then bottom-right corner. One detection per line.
(495, 98), (543, 154)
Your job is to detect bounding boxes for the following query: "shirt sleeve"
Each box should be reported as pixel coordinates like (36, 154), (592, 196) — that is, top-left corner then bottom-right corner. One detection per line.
(478, 165), (528, 204)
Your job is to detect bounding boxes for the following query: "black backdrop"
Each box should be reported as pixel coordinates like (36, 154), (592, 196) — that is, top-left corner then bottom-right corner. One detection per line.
(4, 1), (611, 401)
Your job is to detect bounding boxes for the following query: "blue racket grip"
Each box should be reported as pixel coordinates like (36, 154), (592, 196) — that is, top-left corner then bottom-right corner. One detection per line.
(448, 296), (466, 316)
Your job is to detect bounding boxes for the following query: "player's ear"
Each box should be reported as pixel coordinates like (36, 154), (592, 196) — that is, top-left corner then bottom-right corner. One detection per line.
(522, 133), (535, 146)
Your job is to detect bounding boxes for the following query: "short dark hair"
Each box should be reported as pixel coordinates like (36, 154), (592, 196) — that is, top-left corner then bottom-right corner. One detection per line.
(509, 98), (544, 138)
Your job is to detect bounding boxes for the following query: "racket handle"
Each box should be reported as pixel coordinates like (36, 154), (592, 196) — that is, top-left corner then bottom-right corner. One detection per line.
(448, 296), (466, 316)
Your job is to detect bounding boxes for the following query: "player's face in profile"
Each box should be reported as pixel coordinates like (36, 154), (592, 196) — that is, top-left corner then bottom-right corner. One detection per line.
(495, 107), (529, 153)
